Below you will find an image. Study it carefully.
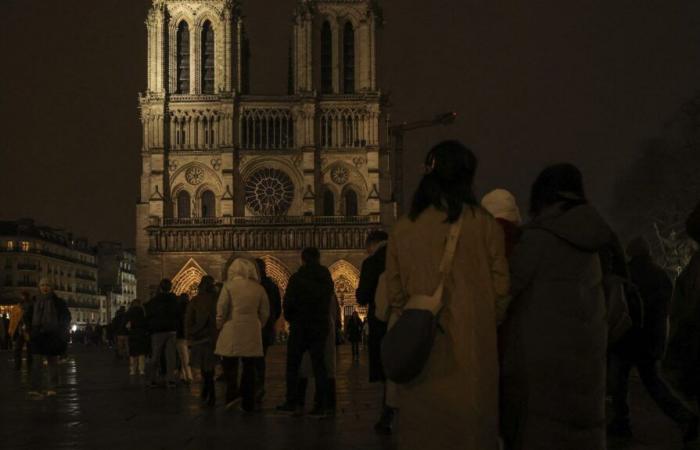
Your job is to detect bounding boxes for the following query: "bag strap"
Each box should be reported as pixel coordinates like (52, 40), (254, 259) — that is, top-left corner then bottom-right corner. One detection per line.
(432, 211), (465, 302)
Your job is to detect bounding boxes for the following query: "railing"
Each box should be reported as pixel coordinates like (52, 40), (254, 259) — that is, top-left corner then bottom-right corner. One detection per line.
(17, 263), (38, 271)
(0, 248), (98, 268)
(76, 273), (97, 281)
(147, 218), (382, 253)
(76, 288), (98, 295)
(17, 281), (37, 287)
(153, 215), (380, 227)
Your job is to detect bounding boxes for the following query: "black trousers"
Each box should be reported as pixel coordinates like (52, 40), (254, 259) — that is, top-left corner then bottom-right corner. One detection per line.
(285, 325), (329, 409)
(222, 357), (257, 412)
(609, 353), (695, 426)
(255, 335), (271, 392)
(351, 341), (360, 358)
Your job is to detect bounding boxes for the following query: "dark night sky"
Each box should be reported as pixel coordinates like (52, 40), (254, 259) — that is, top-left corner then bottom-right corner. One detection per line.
(1, 0), (700, 247)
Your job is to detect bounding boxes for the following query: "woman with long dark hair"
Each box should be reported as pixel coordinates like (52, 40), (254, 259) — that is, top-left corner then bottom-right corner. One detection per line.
(500, 163), (612, 450)
(384, 140), (509, 450)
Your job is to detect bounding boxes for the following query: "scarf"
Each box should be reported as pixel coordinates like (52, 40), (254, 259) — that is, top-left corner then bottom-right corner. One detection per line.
(33, 293), (59, 333)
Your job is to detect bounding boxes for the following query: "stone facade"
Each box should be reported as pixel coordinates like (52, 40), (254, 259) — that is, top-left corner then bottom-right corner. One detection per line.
(0, 220), (106, 327)
(136, 0), (393, 321)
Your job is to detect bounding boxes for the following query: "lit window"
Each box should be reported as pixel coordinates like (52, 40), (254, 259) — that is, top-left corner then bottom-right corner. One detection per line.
(20, 242), (30, 252)
(6, 241), (14, 251)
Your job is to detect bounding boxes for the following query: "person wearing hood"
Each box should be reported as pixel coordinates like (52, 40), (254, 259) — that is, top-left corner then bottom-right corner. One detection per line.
(607, 237), (698, 442)
(24, 278), (71, 397)
(145, 279), (179, 388)
(276, 247), (335, 418)
(125, 299), (149, 376)
(215, 258), (270, 412)
(500, 164), (611, 450)
(187, 275), (219, 407)
(665, 201), (700, 429)
(481, 189), (523, 258)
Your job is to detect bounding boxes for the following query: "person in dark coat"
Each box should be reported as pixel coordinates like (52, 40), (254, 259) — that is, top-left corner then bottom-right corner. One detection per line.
(125, 299), (149, 376)
(112, 306), (129, 360)
(10, 292), (33, 371)
(356, 230), (393, 431)
(665, 201), (700, 438)
(346, 311), (363, 360)
(607, 237), (698, 441)
(276, 247), (335, 417)
(186, 275), (219, 406)
(500, 164), (611, 450)
(145, 279), (179, 387)
(25, 278), (71, 397)
(255, 258), (282, 402)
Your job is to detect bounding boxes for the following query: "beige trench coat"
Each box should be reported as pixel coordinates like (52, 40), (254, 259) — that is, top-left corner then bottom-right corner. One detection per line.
(215, 277), (270, 358)
(385, 206), (510, 450)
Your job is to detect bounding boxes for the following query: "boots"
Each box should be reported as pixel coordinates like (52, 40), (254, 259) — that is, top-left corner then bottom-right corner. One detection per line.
(374, 407), (397, 435)
(297, 378), (309, 408)
(201, 371), (216, 407)
(200, 370), (210, 401)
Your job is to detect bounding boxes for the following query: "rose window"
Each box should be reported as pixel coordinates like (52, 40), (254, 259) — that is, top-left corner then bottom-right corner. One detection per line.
(245, 168), (295, 216)
(185, 166), (205, 185)
(331, 166), (350, 185)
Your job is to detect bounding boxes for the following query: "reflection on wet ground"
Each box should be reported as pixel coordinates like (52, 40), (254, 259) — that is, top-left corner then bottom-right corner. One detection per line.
(0, 345), (684, 450)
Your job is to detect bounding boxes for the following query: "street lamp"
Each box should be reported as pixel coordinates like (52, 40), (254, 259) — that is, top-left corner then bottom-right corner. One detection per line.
(388, 112), (458, 215)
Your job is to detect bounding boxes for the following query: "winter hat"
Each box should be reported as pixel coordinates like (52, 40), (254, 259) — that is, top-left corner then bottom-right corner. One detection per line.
(626, 237), (651, 258)
(481, 189), (522, 225)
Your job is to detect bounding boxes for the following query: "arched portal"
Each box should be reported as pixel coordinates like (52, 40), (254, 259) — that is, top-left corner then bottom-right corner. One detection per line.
(328, 260), (365, 325)
(171, 258), (207, 297)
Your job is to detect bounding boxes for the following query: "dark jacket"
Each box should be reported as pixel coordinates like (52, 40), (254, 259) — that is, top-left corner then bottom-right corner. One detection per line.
(346, 316), (363, 342)
(125, 305), (149, 356)
(665, 251), (700, 395)
(112, 310), (129, 336)
(260, 276), (282, 345)
(284, 263), (334, 332)
(356, 242), (388, 382)
(185, 291), (218, 344)
(24, 294), (71, 356)
(618, 255), (673, 361)
(145, 292), (179, 333)
(500, 204), (612, 450)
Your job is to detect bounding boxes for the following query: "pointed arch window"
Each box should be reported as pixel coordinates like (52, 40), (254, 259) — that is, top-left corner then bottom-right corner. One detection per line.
(177, 191), (191, 218)
(343, 22), (355, 94)
(177, 22), (191, 94)
(201, 21), (215, 94)
(321, 21), (333, 94)
(201, 190), (216, 218)
(323, 189), (335, 216)
(344, 189), (358, 216)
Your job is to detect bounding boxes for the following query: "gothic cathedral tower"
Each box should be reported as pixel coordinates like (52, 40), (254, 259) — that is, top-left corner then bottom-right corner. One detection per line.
(136, 0), (390, 320)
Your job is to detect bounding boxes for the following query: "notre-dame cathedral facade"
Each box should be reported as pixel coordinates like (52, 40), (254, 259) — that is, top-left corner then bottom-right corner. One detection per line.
(135, 0), (393, 319)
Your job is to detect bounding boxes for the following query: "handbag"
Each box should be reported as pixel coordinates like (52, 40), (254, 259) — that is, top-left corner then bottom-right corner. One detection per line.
(381, 212), (464, 384)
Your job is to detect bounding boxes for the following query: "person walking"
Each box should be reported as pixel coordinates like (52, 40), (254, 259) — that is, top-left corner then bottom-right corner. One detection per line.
(215, 258), (270, 413)
(255, 258), (282, 402)
(186, 275), (219, 407)
(383, 141), (509, 450)
(500, 163), (613, 450)
(665, 201), (700, 446)
(357, 230), (396, 432)
(276, 247), (335, 418)
(145, 279), (179, 388)
(25, 278), (71, 397)
(175, 293), (193, 384)
(346, 311), (363, 361)
(125, 299), (149, 376)
(9, 292), (33, 371)
(607, 236), (698, 442)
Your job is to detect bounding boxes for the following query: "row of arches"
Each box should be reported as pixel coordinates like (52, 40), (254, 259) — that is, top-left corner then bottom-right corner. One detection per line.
(176, 190), (216, 219)
(323, 187), (359, 217)
(176, 21), (215, 94)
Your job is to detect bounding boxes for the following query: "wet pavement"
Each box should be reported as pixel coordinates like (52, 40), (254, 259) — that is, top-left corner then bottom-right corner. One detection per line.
(0, 345), (691, 450)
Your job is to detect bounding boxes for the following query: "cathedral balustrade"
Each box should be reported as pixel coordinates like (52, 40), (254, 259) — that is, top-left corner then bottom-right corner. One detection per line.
(146, 217), (381, 252)
(152, 215), (380, 227)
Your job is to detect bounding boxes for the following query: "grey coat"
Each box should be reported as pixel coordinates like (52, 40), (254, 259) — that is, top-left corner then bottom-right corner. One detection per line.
(500, 204), (612, 450)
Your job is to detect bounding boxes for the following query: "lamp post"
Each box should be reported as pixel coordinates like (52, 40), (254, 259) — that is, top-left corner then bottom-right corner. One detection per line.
(389, 112), (457, 216)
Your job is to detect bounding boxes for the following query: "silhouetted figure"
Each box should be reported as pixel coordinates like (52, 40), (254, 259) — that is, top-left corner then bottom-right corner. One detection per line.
(175, 293), (193, 384)
(276, 247), (334, 418)
(255, 258), (282, 402)
(125, 299), (149, 376)
(665, 201), (700, 446)
(25, 278), (71, 397)
(9, 292), (33, 371)
(145, 279), (179, 388)
(113, 306), (129, 360)
(187, 275), (219, 407)
(346, 311), (363, 360)
(215, 258), (269, 413)
(384, 141), (509, 450)
(607, 236), (698, 442)
(500, 164), (610, 450)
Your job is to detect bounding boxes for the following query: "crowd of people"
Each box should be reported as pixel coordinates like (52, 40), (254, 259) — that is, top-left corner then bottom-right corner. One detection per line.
(7, 139), (700, 449)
